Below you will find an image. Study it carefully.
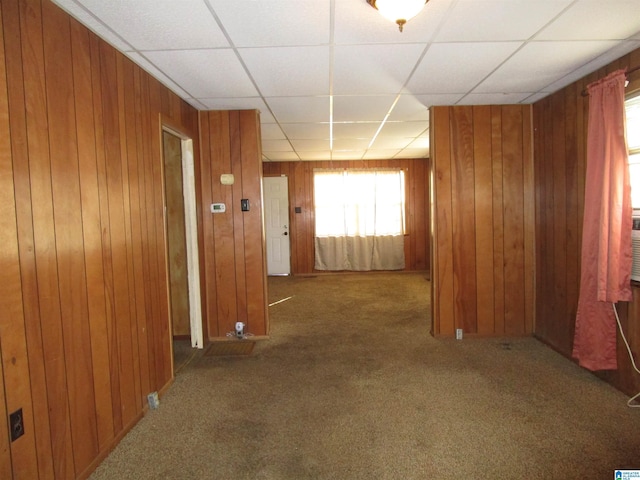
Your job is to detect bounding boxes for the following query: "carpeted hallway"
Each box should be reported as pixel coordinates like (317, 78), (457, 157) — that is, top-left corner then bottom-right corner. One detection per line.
(90, 273), (640, 479)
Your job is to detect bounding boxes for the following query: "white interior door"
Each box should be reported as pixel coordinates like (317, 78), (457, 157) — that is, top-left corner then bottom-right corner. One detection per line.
(264, 176), (291, 275)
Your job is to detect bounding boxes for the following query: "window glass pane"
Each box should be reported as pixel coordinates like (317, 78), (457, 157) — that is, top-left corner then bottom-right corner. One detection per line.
(630, 153), (640, 210)
(627, 95), (640, 151)
(314, 169), (405, 237)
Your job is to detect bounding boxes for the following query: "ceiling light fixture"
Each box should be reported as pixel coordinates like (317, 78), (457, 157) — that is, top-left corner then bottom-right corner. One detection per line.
(367, 0), (428, 32)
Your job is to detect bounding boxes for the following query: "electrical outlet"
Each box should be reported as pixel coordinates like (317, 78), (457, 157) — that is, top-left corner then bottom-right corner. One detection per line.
(10, 408), (24, 442)
(456, 328), (463, 340)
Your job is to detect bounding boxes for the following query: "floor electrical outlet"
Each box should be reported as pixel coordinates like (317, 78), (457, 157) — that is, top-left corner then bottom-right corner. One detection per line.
(10, 408), (24, 442)
(456, 328), (463, 340)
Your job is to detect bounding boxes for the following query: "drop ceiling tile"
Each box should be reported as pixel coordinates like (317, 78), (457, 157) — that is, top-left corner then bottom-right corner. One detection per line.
(262, 139), (293, 151)
(434, 0), (572, 42)
(333, 96), (397, 122)
(68, 0), (229, 50)
(291, 139), (330, 151)
(406, 42), (522, 94)
(333, 138), (371, 150)
(407, 136), (430, 149)
(239, 46), (330, 96)
(261, 124), (287, 140)
(371, 135), (414, 149)
(379, 121), (428, 138)
(280, 123), (329, 139)
(362, 149), (402, 160)
(333, 44), (427, 95)
(332, 123), (380, 139)
(334, 0), (455, 44)
(144, 49), (258, 98)
(388, 95), (430, 122)
(208, 0), (330, 47)
(266, 97), (329, 123)
(332, 150), (366, 161)
(475, 40), (617, 93)
(537, 0), (640, 41)
(458, 93), (532, 105)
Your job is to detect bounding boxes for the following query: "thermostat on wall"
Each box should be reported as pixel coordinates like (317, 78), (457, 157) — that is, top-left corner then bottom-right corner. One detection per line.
(211, 203), (226, 213)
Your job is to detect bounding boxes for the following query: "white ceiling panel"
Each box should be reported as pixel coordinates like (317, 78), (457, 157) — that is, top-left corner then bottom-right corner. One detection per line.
(476, 40), (618, 93)
(434, 0), (572, 42)
(280, 123), (330, 139)
(52, 0), (640, 161)
(266, 97), (329, 123)
(536, 0), (640, 41)
(333, 44), (427, 95)
(262, 139), (294, 152)
(239, 47), (330, 96)
(261, 124), (287, 140)
(144, 49), (258, 98)
(77, 0), (228, 50)
(208, 0), (330, 47)
(333, 123), (380, 139)
(333, 138), (372, 150)
(388, 95), (430, 122)
(333, 96), (397, 122)
(291, 139), (331, 151)
(362, 149), (402, 160)
(380, 122), (428, 138)
(407, 42), (523, 94)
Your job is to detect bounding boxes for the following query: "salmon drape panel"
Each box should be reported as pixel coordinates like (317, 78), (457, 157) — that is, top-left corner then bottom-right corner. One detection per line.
(573, 69), (632, 371)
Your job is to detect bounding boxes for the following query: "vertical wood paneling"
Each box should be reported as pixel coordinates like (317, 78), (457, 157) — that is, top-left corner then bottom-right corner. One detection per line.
(200, 110), (268, 340)
(1, 0), (200, 477)
(263, 158), (430, 275)
(534, 47), (640, 397)
(43, 1), (99, 472)
(473, 106), (495, 335)
(0, 1), (39, 475)
(70, 18), (115, 452)
(502, 106), (526, 335)
(431, 105), (533, 337)
(451, 107), (478, 334)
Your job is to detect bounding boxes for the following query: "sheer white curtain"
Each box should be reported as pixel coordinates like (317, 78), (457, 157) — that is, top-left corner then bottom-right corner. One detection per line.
(314, 169), (406, 271)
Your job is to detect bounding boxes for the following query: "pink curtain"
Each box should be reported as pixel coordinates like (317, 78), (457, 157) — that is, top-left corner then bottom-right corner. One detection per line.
(572, 69), (632, 371)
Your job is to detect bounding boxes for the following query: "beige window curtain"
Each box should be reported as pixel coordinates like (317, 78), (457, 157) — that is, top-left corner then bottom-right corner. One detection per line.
(313, 169), (406, 271)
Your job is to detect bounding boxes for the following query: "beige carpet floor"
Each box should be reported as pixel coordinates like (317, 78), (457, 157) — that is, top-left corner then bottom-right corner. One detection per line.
(90, 273), (640, 479)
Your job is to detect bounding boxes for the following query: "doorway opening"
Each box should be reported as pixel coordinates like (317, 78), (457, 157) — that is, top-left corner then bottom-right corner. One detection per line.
(161, 127), (203, 375)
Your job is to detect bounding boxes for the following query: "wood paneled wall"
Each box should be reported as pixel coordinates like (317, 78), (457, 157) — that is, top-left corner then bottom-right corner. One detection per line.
(199, 110), (269, 339)
(430, 105), (534, 337)
(262, 159), (430, 274)
(0, 0), (199, 477)
(533, 47), (640, 396)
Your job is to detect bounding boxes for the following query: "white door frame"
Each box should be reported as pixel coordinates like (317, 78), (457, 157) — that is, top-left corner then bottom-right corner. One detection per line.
(162, 126), (203, 349)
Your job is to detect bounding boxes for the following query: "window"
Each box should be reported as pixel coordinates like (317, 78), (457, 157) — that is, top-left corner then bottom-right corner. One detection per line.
(626, 95), (640, 209)
(313, 168), (406, 271)
(314, 169), (405, 237)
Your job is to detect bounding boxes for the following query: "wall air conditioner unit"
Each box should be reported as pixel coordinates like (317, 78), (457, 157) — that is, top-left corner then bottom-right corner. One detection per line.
(632, 215), (640, 282)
